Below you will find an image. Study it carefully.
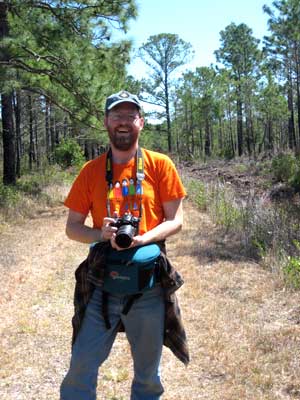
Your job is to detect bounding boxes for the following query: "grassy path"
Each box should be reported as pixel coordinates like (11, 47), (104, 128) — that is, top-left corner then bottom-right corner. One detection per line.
(1, 202), (300, 399)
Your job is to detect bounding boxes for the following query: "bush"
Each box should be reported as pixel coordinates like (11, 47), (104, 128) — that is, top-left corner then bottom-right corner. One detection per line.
(209, 183), (243, 233)
(283, 255), (300, 289)
(0, 183), (21, 208)
(54, 139), (85, 169)
(271, 153), (297, 183)
(0, 167), (75, 224)
(218, 146), (235, 160)
(289, 165), (300, 192)
(186, 179), (208, 211)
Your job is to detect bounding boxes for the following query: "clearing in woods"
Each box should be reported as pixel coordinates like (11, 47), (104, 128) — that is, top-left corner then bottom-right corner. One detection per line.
(1, 199), (300, 399)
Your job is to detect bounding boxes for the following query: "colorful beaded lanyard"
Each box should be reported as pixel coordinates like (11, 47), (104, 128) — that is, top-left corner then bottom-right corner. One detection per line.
(105, 146), (145, 219)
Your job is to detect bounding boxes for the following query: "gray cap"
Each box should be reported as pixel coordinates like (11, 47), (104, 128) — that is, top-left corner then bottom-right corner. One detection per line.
(105, 90), (142, 112)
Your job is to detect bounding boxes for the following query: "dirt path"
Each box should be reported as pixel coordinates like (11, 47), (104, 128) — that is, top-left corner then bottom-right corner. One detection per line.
(1, 202), (300, 400)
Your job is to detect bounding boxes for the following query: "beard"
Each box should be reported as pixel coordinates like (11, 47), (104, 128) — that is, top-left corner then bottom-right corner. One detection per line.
(109, 130), (137, 151)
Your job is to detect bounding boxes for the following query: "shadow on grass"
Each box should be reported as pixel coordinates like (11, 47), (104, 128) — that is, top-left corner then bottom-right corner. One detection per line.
(182, 223), (260, 266)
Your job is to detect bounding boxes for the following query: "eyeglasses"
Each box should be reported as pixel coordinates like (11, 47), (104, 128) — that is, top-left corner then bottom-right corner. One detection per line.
(108, 113), (140, 123)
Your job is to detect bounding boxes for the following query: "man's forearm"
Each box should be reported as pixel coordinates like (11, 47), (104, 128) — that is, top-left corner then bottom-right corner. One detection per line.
(134, 218), (182, 246)
(66, 222), (104, 244)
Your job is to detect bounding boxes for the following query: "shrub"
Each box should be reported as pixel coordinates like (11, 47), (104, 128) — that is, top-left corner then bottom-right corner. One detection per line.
(209, 183), (243, 233)
(186, 179), (208, 211)
(0, 167), (75, 224)
(54, 139), (85, 169)
(289, 163), (300, 192)
(185, 174), (300, 279)
(283, 255), (300, 289)
(219, 146), (235, 160)
(0, 183), (21, 208)
(271, 153), (297, 183)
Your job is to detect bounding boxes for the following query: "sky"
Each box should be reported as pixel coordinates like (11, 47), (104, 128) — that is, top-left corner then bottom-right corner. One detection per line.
(112, 0), (274, 79)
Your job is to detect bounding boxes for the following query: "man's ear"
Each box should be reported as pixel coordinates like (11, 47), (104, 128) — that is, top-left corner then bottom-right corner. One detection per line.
(104, 115), (108, 128)
(139, 117), (145, 129)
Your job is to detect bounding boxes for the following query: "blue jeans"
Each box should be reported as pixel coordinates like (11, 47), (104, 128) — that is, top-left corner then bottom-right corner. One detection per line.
(60, 285), (165, 400)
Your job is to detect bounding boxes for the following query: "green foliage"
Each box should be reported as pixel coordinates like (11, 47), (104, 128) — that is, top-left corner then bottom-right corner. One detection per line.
(251, 238), (267, 258)
(215, 22), (261, 76)
(283, 255), (300, 289)
(54, 139), (85, 169)
(4, 1), (137, 127)
(209, 184), (243, 232)
(271, 153), (300, 192)
(186, 179), (208, 211)
(271, 153), (297, 182)
(288, 164), (300, 192)
(186, 178), (243, 232)
(218, 146), (235, 160)
(0, 183), (21, 208)
(139, 33), (194, 151)
(0, 166), (77, 225)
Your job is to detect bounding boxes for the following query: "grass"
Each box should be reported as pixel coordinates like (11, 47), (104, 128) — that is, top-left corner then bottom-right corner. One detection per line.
(1, 160), (300, 399)
(1, 197), (300, 399)
(0, 165), (75, 228)
(185, 173), (300, 289)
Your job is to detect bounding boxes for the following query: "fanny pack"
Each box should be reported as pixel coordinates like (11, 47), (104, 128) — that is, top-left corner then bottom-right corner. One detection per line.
(102, 244), (161, 295)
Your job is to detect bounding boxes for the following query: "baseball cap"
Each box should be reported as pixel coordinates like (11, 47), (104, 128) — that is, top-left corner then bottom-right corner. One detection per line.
(105, 90), (142, 112)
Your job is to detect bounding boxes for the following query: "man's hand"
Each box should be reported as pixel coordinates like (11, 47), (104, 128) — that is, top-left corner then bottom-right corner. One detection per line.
(101, 217), (118, 241)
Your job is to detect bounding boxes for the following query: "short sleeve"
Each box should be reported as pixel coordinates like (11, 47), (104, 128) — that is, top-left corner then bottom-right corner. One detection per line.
(64, 165), (92, 216)
(157, 157), (186, 203)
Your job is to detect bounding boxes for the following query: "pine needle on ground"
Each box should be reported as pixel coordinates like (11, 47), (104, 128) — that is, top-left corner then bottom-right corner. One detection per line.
(1, 201), (300, 399)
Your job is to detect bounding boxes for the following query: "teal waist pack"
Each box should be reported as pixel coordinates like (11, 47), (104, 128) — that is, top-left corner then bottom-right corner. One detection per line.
(102, 244), (161, 295)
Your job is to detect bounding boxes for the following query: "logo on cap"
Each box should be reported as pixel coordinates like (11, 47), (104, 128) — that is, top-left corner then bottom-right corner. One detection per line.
(120, 91), (129, 98)
(105, 90), (142, 112)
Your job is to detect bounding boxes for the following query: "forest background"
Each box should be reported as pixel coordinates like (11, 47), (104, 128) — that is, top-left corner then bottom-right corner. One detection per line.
(3, 3), (300, 398)
(1, 0), (300, 285)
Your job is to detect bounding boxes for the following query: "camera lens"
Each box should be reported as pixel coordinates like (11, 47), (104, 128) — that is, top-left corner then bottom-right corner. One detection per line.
(115, 224), (135, 248)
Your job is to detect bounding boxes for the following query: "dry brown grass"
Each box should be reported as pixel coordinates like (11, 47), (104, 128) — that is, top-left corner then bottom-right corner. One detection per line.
(1, 200), (300, 399)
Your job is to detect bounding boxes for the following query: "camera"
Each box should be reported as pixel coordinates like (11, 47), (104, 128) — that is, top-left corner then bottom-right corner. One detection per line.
(110, 214), (140, 248)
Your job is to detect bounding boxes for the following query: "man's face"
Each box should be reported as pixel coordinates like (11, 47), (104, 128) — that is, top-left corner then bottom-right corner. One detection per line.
(104, 103), (144, 151)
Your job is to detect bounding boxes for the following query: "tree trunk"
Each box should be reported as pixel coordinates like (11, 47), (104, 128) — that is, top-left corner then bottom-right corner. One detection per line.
(45, 98), (51, 161)
(295, 43), (300, 155)
(0, 2), (16, 185)
(287, 63), (296, 150)
(84, 140), (93, 160)
(265, 116), (273, 154)
(227, 97), (235, 157)
(198, 128), (203, 157)
(63, 115), (68, 138)
(50, 103), (56, 161)
(1, 93), (16, 184)
(245, 116), (251, 155)
(236, 85), (243, 156)
(13, 90), (22, 178)
(164, 75), (172, 152)
(28, 94), (34, 170)
(190, 106), (195, 156)
(204, 118), (211, 157)
(218, 116), (223, 154)
(34, 103), (40, 168)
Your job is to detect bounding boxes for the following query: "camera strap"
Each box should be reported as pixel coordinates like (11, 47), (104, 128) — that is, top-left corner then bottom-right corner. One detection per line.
(105, 146), (144, 218)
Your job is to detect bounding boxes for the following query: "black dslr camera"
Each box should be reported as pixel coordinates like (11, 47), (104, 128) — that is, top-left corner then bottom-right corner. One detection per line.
(110, 214), (140, 248)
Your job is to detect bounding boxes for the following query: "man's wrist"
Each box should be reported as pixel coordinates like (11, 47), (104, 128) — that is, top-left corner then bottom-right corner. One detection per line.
(97, 228), (106, 242)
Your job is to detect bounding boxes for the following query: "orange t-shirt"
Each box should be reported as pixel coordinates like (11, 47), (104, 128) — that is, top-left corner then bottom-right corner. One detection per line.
(64, 148), (186, 235)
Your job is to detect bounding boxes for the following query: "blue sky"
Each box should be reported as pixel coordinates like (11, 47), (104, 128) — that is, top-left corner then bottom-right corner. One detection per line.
(112, 0), (274, 78)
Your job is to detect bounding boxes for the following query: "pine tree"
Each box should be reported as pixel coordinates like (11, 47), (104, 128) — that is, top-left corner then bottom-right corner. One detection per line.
(139, 33), (194, 152)
(215, 23), (261, 156)
(0, 0), (137, 183)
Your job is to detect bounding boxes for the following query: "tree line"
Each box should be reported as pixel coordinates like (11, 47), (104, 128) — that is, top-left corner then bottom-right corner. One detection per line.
(1, 0), (300, 186)
(139, 1), (300, 160)
(0, 0), (137, 185)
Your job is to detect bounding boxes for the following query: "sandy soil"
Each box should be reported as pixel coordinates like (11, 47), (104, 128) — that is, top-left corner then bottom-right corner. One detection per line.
(1, 201), (300, 400)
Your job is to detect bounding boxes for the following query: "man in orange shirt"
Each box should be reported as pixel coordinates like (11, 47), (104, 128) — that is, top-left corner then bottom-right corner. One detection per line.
(60, 90), (186, 400)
